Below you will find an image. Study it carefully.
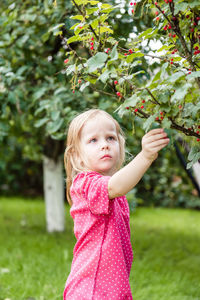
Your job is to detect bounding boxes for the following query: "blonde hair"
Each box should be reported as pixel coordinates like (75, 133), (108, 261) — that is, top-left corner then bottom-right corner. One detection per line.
(64, 109), (125, 205)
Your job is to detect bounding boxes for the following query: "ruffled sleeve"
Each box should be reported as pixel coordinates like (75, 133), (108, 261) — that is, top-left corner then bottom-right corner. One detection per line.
(71, 172), (111, 215)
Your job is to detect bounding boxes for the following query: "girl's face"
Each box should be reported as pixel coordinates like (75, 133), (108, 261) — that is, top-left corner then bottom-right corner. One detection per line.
(80, 114), (120, 176)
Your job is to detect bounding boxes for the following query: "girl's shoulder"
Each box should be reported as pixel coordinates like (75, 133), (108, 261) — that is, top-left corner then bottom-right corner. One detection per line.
(73, 171), (105, 183)
(71, 171), (110, 195)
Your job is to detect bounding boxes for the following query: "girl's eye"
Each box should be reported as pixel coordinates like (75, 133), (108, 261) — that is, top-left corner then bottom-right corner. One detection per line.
(89, 138), (97, 143)
(108, 136), (115, 141)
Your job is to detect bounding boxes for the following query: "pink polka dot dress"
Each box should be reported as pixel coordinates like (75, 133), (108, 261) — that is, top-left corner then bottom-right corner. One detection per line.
(63, 171), (133, 300)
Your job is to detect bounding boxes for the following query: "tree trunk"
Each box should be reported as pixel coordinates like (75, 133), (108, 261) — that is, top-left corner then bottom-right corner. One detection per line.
(193, 162), (200, 189)
(43, 155), (65, 232)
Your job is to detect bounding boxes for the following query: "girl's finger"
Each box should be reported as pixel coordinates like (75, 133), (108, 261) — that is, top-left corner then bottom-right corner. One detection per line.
(147, 138), (170, 150)
(144, 128), (164, 138)
(143, 132), (168, 144)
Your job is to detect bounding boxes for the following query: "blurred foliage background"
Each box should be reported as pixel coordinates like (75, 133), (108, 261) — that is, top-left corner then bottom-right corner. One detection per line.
(0, 0), (200, 208)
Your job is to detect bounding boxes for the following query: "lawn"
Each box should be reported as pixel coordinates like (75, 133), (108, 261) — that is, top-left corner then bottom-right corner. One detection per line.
(0, 197), (200, 300)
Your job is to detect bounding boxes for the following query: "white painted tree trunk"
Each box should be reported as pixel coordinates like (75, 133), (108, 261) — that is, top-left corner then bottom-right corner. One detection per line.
(43, 155), (65, 232)
(192, 162), (200, 189)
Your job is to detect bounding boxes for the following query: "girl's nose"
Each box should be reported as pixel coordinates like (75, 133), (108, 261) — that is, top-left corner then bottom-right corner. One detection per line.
(101, 140), (109, 150)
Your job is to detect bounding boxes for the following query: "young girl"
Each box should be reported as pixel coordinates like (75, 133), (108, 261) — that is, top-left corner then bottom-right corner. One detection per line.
(63, 109), (169, 300)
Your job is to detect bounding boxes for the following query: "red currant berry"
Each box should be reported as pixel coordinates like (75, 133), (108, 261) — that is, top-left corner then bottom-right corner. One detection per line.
(114, 80), (118, 85)
(64, 59), (69, 64)
(134, 108), (138, 112)
(116, 92), (121, 97)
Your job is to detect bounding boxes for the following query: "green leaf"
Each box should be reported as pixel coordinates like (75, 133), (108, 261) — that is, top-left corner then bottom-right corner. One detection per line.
(33, 88), (47, 101)
(90, 0), (99, 4)
(123, 94), (140, 107)
(187, 146), (200, 169)
(85, 76), (97, 84)
(188, 146), (200, 161)
(66, 65), (76, 76)
(73, 0), (88, 5)
(86, 7), (99, 15)
(49, 23), (65, 33)
(51, 111), (60, 121)
(90, 19), (98, 30)
(187, 71), (200, 80)
(138, 28), (153, 38)
(162, 118), (172, 129)
(80, 81), (90, 91)
(47, 119), (64, 134)
(67, 35), (81, 44)
(70, 15), (84, 21)
(54, 87), (68, 95)
(138, 28), (158, 39)
(171, 83), (192, 102)
(166, 72), (185, 83)
(110, 44), (118, 61)
(189, 1), (200, 8)
(34, 118), (49, 128)
(87, 52), (108, 72)
(98, 27), (113, 34)
(174, 2), (188, 14)
(143, 115), (156, 132)
(98, 69), (110, 83)
(157, 45), (174, 52)
(126, 52), (144, 63)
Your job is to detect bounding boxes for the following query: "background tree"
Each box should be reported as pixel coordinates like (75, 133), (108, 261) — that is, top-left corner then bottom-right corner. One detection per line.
(0, 0), (91, 232)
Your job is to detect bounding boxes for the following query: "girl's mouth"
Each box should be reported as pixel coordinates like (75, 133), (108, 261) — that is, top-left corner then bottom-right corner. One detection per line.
(101, 155), (112, 159)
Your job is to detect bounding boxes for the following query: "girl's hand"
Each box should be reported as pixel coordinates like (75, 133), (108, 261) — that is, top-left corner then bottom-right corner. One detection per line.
(141, 128), (170, 161)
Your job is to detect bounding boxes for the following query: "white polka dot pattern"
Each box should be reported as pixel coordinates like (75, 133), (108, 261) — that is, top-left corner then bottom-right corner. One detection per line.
(63, 171), (133, 300)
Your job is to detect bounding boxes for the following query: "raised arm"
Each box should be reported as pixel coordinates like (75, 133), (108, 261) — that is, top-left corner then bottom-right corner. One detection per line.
(108, 128), (170, 199)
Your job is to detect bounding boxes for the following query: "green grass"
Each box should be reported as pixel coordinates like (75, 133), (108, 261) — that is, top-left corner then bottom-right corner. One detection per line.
(0, 197), (200, 300)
